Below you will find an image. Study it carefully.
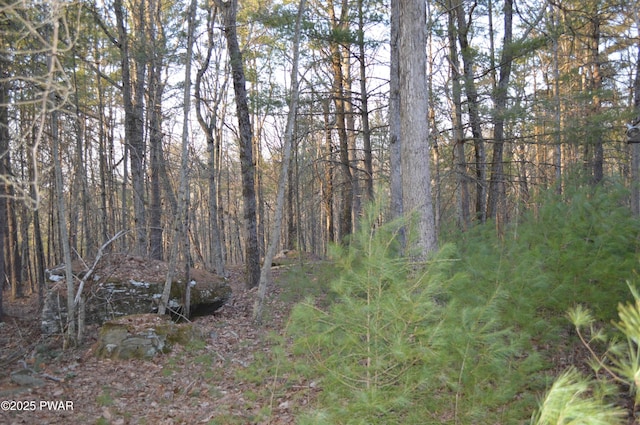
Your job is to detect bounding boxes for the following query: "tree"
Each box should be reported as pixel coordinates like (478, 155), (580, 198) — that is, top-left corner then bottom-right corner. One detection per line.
(395, 0), (437, 256)
(486, 0), (514, 223)
(631, 3), (640, 216)
(217, 0), (261, 289)
(254, 0), (307, 324)
(446, 0), (470, 230)
(195, 4), (227, 275)
(159, 0), (197, 316)
(114, 0), (148, 257)
(453, 0), (487, 222)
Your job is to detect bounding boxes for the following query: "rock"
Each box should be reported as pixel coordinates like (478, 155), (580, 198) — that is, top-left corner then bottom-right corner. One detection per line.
(271, 250), (322, 267)
(42, 253), (231, 335)
(94, 314), (201, 360)
(10, 369), (45, 387)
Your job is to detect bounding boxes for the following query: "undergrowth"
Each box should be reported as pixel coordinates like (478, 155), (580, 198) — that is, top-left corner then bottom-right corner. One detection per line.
(251, 183), (640, 423)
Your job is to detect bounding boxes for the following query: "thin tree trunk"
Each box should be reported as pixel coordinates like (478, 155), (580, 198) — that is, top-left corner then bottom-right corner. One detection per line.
(328, 0), (353, 241)
(148, 0), (165, 261)
(447, 0), (469, 230)
(487, 0), (514, 223)
(159, 0), (196, 316)
(0, 52), (8, 320)
(454, 0), (486, 222)
(218, 0), (260, 289)
(254, 0), (306, 324)
(52, 99), (76, 347)
(631, 6), (640, 216)
(196, 6), (226, 275)
(357, 0), (373, 202)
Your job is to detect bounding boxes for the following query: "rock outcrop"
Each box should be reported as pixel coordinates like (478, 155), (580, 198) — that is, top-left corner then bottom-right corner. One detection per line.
(94, 314), (201, 360)
(42, 253), (231, 335)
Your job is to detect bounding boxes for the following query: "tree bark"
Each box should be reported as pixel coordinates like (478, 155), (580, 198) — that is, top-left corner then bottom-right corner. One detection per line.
(218, 0), (260, 289)
(396, 0), (437, 256)
(389, 0), (403, 226)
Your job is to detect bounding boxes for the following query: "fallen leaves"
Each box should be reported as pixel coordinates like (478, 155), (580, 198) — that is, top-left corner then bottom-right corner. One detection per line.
(0, 266), (313, 425)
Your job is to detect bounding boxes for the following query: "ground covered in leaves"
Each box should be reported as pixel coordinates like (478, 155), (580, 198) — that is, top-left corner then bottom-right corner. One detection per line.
(0, 266), (314, 425)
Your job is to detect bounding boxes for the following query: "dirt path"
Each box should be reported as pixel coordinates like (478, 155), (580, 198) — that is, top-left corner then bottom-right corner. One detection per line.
(0, 267), (310, 425)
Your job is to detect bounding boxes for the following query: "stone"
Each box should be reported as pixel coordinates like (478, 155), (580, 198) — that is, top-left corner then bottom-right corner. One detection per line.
(94, 314), (201, 360)
(42, 253), (231, 335)
(10, 369), (45, 387)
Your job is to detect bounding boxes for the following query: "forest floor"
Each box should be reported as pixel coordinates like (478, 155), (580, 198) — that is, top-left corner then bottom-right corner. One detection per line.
(0, 265), (315, 425)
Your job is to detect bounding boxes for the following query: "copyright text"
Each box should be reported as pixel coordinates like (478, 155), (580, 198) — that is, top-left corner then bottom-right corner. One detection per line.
(1, 400), (74, 411)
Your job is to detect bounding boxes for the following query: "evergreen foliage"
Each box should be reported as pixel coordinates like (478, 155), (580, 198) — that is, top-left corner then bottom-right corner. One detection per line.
(286, 202), (542, 423)
(530, 367), (625, 425)
(269, 183), (640, 423)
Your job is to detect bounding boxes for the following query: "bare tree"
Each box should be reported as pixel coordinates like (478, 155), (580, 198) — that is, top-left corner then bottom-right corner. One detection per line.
(217, 0), (260, 289)
(159, 0), (197, 316)
(254, 0), (307, 324)
(196, 4), (226, 275)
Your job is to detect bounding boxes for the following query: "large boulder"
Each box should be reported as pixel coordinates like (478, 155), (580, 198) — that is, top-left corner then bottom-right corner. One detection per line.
(42, 253), (231, 335)
(94, 314), (201, 360)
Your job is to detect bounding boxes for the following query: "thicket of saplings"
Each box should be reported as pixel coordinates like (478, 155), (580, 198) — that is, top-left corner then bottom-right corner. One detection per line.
(248, 180), (640, 424)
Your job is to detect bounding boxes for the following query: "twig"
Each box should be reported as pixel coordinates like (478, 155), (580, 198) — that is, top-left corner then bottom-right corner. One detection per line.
(41, 373), (64, 382)
(74, 230), (128, 305)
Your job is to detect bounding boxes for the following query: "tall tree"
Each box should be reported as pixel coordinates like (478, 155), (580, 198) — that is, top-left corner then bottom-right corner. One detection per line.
(196, 4), (226, 275)
(114, 0), (148, 257)
(487, 0), (514, 222)
(447, 0), (470, 229)
(453, 0), (487, 222)
(159, 0), (197, 316)
(389, 0), (403, 226)
(217, 0), (261, 289)
(0, 48), (8, 320)
(254, 0), (307, 324)
(396, 0), (437, 256)
(631, 3), (640, 215)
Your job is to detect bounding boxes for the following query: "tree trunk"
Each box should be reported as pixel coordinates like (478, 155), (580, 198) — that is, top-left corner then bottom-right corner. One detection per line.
(487, 0), (514, 223)
(631, 7), (640, 215)
(447, 0), (469, 230)
(321, 99), (335, 245)
(254, 0), (306, 324)
(148, 0), (165, 261)
(396, 0), (437, 256)
(454, 0), (486, 222)
(51, 96), (76, 347)
(218, 0), (260, 289)
(389, 0), (403, 226)
(328, 0), (353, 241)
(115, 0), (147, 257)
(195, 6), (226, 275)
(357, 0), (374, 203)
(158, 0), (196, 316)
(0, 53), (8, 320)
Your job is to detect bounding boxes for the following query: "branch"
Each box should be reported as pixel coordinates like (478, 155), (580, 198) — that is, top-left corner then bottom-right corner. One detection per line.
(73, 230), (129, 305)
